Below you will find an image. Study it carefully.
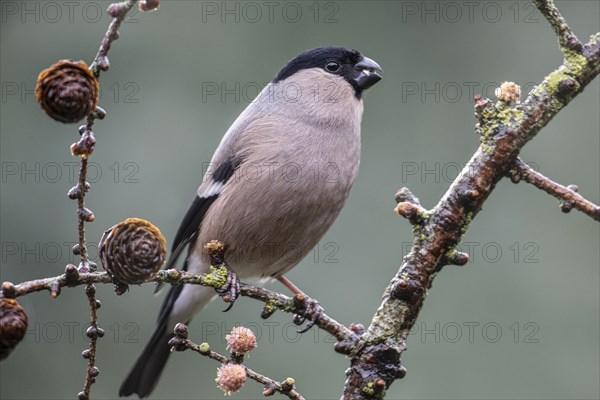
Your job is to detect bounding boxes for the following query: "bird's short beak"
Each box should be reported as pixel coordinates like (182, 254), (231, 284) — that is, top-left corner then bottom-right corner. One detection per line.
(354, 56), (383, 90)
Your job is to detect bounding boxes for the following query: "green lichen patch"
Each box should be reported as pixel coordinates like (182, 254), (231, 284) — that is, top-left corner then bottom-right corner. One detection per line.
(498, 107), (525, 127)
(361, 382), (375, 395)
(360, 381), (386, 398)
(461, 212), (474, 235)
(445, 248), (459, 261)
(532, 50), (586, 99)
(264, 298), (293, 315)
(480, 106), (497, 120)
(532, 68), (569, 98)
(476, 98), (524, 153)
(480, 142), (493, 155)
(563, 49), (588, 76)
(204, 265), (228, 288)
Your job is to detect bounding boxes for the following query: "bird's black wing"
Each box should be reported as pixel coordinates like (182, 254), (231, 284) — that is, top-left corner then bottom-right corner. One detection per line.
(154, 156), (242, 294)
(168, 195), (214, 270)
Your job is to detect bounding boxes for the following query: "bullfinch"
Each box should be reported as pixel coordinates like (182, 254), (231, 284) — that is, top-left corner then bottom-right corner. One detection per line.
(119, 46), (382, 397)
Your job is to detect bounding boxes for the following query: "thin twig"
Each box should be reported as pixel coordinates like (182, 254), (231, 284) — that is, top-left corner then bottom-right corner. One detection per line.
(90, 0), (138, 77)
(78, 94), (98, 400)
(4, 270), (354, 344)
(77, 2), (139, 398)
(182, 339), (305, 400)
(77, 157), (89, 262)
(3, 273), (112, 297)
(511, 158), (600, 221)
(80, 284), (100, 400)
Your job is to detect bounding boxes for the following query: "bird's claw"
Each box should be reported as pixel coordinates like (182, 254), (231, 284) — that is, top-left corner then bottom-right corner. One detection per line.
(215, 269), (240, 312)
(292, 295), (323, 333)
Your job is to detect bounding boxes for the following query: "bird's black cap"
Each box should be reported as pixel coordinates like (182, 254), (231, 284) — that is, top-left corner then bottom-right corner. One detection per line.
(273, 46), (382, 98)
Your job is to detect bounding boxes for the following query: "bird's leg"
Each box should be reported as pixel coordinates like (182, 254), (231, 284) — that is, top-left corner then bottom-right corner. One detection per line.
(216, 268), (240, 312)
(278, 276), (324, 333)
(277, 276), (306, 296)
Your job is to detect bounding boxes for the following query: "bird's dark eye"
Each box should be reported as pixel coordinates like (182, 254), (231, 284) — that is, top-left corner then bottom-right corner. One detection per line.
(325, 61), (341, 73)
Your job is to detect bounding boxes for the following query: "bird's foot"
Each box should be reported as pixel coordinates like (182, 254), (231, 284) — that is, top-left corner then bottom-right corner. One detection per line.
(276, 276), (323, 333)
(216, 268), (240, 312)
(292, 294), (324, 333)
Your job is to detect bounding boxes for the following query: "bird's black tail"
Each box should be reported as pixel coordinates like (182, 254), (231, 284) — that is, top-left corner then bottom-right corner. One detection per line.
(119, 321), (171, 398)
(120, 264), (193, 397)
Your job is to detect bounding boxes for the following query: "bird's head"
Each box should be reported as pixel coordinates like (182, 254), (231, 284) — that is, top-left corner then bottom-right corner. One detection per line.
(273, 46), (383, 99)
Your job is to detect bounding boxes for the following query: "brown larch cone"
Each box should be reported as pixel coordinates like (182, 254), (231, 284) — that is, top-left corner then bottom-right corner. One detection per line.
(99, 218), (167, 285)
(35, 60), (99, 123)
(0, 298), (29, 360)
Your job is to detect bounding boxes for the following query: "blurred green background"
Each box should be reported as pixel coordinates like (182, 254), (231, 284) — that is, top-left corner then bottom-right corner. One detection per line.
(1, 1), (598, 399)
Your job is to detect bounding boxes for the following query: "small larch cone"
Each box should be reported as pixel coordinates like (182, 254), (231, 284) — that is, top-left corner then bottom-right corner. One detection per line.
(99, 218), (167, 285)
(0, 298), (29, 360)
(494, 81), (521, 104)
(226, 327), (257, 355)
(35, 60), (99, 123)
(216, 363), (247, 395)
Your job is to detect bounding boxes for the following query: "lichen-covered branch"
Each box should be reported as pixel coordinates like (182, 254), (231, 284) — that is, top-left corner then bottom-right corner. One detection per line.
(510, 158), (600, 221)
(533, 0), (582, 51)
(341, 0), (599, 397)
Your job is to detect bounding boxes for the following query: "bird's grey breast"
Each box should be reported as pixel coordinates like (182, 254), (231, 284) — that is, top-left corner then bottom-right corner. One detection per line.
(197, 69), (364, 278)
